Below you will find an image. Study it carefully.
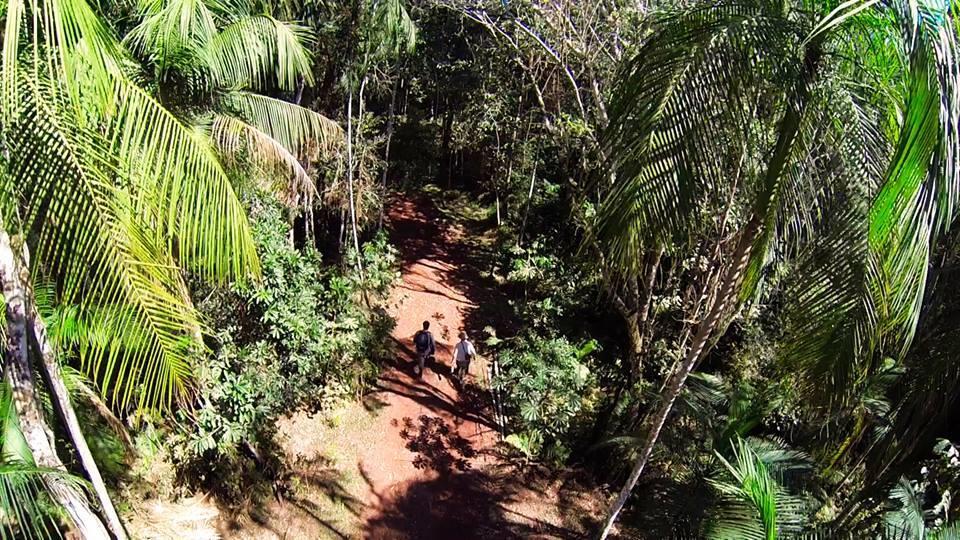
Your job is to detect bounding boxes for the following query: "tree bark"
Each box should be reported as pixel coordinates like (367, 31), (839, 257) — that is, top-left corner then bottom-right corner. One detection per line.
(631, 248), (663, 380)
(597, 217), (761, 540)
(24, 270), (128, 539)
(441, 103), (454, 187)
(0, 231), (111, 539)
(346, 89), (362, 275)
(378, 75), (399, 231)
(517, 161), (538, 246)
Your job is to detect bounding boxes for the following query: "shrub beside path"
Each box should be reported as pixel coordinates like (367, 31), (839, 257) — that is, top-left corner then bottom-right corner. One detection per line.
(225, 194), (607, 539)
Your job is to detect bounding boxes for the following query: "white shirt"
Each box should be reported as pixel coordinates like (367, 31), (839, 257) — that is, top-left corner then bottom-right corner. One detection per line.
(453, 340), (476, 364)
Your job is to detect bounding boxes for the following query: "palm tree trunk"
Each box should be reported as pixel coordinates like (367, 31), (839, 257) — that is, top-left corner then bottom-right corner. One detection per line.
(0, 231), (111, 539)
(598, 218), (762, 539)
(596, 40), (823, 538)
(25, 281), (128, 539)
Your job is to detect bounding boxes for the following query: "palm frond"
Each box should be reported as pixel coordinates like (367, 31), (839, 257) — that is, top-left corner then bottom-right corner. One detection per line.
(0, 379), (89, 539)
(9, 89), (200, 410)
(3, 0), (261, 414)
(868, 0), (960, 359)
(781, 0), (959, 407)
(883, 478), (928, 539)
(104, 80), (260, 284)
(932, 523), (960, 540)
(707, 437), (809, 540)
(594, 2), (796, 275)
(210, 113), (317, 208)
(780, 207), (875, 406)
(0, 462), (86, 539)
(124, 0), (218, 73)
(362, 0), (417, 60)
(219, 90), (342, 155)
(203, 14), (314, 91)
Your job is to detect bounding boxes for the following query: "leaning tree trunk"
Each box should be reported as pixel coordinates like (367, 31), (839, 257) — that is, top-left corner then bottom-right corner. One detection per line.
(22, 261), (127, 538)
(0, 232), (111, 539)
(596, 42), (820, 538)
(597, 217), (762, 539)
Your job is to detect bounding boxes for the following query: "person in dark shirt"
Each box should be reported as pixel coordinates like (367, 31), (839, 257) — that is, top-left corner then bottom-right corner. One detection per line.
(412, 321), (436, 379)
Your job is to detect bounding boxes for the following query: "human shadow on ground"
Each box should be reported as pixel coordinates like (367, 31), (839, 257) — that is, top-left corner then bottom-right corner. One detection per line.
(373, 371), (498, 433)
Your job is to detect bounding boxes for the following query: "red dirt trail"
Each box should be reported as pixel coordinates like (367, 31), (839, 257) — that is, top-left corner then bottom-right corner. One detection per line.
(353, 195), (603, 539)
(357, 196), (501, 538)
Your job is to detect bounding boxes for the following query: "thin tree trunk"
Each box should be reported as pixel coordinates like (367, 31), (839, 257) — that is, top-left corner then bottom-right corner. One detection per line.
(597, 217), (762, 540)
(338, 207), (346, 255)
(441, 102), (454, 187)
(518, 161), (537, 246)
(631, 248), (663, 380)
(29, 295), (128, 539)
(18, 240), (127, 538)
(346, 90), (362, 274)
(378, 76), (399, 231)
(0, 232), (111, 539)
(294, 77), (305, 106)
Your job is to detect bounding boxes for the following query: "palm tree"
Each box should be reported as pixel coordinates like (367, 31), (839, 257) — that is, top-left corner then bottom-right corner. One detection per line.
(0, 0), (339, 535)
(705, 437), (811, 540)
(593, 0), (959, 536)
(124, 0), (343, 210)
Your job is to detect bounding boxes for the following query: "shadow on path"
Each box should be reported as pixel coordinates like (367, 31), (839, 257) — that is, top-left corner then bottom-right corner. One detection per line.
(361, 466), (587, 540)
(359, 193), (600, 539)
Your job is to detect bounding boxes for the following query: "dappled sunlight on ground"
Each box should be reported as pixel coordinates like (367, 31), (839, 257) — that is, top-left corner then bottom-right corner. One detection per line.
(213, 193), (606, 539)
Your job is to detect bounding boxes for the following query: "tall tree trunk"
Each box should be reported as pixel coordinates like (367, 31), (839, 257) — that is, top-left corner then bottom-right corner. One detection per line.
(20, 241), (127, 539)
(441, 103), (454, 187)
(30, 300), (128, 539)
(597, 217), (762, 540)
(338, 207), (346, 256)
(378, 75), (399, 231)
(631, 249), (663, 380)
(0, 232), (111, 539)
(517, 161), (537, 246)
(346, 89), (362, 275)
(596, 43), (820, 538)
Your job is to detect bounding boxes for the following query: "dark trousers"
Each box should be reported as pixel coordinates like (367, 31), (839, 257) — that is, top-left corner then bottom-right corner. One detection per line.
(416, 351), (430, 375)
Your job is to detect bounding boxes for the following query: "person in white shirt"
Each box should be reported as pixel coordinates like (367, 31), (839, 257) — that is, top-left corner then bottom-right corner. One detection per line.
(451, 331), (476, 381)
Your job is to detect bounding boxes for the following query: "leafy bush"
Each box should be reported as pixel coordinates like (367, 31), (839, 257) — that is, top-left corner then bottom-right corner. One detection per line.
(167, 191), (398, 506)
(500, 239), (595, 332)
(494, 335), (599, 464)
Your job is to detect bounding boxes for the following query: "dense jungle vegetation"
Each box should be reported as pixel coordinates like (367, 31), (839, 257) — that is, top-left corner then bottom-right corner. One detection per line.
(0, 0), (959, 537)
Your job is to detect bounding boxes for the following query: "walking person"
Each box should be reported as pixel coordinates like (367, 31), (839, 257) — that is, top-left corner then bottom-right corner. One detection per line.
(451, 331), (476, 382)
(413, 321), (436, 379)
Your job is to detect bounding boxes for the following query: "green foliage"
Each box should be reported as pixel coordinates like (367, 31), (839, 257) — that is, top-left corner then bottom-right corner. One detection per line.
(706, 437), (811, 540)
(495, 335), (598, 464)
(0, 380), (91, 539)
(347, 231), (402, 300)
(168, 190), (397, 505)
(500, 239), (596, 331)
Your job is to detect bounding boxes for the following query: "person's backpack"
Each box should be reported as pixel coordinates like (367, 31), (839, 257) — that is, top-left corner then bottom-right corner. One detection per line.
(414, 330), (431, 353)
(459, 341), (474, 363)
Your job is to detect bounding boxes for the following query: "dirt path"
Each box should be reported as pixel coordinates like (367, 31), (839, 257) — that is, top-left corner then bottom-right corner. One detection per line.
(357, 195), (503, 538)
(211, 194), (606, 540)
